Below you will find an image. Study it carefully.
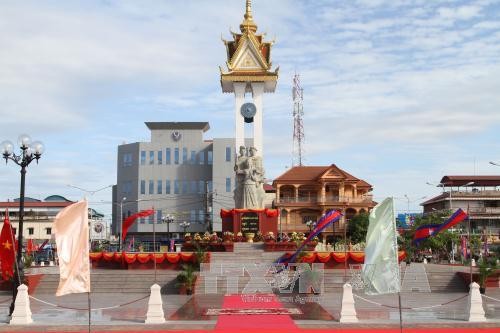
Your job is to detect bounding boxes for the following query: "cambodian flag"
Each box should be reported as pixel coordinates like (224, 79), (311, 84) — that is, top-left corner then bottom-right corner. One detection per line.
(280, 210), (342, 264)
(413, 224), (441, 245)
(413, 208), (468, 245)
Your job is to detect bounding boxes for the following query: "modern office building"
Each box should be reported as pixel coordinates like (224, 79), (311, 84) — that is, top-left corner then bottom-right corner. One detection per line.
(112, 122), (243, 243)
(422, 175), (500, 243)
(273, 164), (375, 238)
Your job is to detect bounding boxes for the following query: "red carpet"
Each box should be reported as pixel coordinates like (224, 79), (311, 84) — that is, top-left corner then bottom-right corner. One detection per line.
(215, 294), (299, 332)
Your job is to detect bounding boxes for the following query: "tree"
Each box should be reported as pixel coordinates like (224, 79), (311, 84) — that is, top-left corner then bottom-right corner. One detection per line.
(347, 212), (369, 244)
(410, 211), (462, 262)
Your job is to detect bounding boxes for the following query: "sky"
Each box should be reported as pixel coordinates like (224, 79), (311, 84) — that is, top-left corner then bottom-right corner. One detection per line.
(1, 0), (500, 219)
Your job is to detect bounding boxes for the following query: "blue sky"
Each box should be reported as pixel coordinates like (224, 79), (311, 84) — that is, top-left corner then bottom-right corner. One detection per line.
(1, 0), (500, 218)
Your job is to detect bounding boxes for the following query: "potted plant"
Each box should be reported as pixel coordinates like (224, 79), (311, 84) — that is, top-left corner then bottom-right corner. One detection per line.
(254, 231), (264, 242)
(176, 264), (197, 295)
(184, 233), (192, 243)
(478, 257), (498, 294)
(235, 232), (245, 242)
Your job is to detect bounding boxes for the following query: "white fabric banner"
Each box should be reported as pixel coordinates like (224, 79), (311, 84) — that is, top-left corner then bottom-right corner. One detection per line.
(362, 197), (400, 295)
(53, 200), (90, 296)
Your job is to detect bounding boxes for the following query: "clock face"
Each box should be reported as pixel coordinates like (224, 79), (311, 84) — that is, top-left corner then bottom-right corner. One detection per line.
(171, 131), (182, 141)
(240, 102), (257, 119)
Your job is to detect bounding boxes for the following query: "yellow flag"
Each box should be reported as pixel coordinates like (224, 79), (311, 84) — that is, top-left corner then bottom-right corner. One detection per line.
(53, 200), (90, 296)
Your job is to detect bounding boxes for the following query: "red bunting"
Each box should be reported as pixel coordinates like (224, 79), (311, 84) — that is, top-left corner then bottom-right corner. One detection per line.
(0, 210), (16, 281)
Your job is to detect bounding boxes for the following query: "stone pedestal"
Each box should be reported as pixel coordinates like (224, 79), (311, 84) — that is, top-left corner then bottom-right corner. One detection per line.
(467, 282), (486, 322)
(145, 284), (166, 324)
(339, 283), (358, 323)
(9, 284), (33, 325)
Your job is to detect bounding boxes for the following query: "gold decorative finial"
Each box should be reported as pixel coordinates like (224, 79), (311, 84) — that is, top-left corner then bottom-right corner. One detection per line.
(245, 0), (252, 20)
(240, 0), (257, 33)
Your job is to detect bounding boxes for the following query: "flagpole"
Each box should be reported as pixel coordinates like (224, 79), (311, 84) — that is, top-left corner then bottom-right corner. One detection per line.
(343, 212), (347, 283)
(153, 207), (157, 283)
(467, 205), (472, 287)
(392, 197), (403, 333)
(85, 197), (91, 333)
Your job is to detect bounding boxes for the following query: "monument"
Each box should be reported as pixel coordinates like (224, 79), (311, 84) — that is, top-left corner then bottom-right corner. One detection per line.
(220, 0), (279, 236)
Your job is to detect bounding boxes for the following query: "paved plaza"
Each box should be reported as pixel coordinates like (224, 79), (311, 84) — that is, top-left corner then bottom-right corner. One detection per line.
(0, 266), (498, 332)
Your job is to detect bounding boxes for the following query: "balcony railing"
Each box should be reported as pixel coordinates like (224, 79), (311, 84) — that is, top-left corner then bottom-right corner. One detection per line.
(469, 207), (500, 215)
(278, 195), (373, 204)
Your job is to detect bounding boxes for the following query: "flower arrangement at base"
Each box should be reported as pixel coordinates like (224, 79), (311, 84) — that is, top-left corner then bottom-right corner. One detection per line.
(210, 232), (221, 244)
(223, 231), (234, 243)
(278, 233), (290, 243)
(193, 233), (202, 242)
(254, 231), (264, 242)
(184, 233), (192, 243)
(235, 232), (245, 242)
(264, 232), (276, 242)
(202, 231), (211, 244)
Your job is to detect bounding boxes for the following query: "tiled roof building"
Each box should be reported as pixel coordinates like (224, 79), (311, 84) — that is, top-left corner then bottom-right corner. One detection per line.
(272, 164), (375, 237)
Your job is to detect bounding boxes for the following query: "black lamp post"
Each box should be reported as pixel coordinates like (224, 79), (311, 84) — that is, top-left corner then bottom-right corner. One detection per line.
(162, 214), (174, 236)
(1, 134), (44, 315)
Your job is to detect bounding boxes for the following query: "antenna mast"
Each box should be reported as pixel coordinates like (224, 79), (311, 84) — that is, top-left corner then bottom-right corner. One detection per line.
(292, 73), (305, 166)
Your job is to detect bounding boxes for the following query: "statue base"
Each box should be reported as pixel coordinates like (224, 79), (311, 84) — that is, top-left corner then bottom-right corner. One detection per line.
(220, 208), (278, 236)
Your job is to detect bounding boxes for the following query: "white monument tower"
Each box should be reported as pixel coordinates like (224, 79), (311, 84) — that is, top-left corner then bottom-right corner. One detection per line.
(220, 0), (278, 158)
(220, 0), (278, 209)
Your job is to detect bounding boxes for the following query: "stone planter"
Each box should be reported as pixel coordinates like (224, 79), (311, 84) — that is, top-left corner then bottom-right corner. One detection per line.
(245, 233), (255, 243)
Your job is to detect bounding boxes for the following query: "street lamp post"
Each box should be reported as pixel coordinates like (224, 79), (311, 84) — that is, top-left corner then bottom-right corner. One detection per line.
(180, 221), (190, 233)
(1, 135), (44, 315)
(162, 214), (175, 236)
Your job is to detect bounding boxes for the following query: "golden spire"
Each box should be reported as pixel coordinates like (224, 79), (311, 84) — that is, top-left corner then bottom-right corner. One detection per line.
(240, 0), (257, 33)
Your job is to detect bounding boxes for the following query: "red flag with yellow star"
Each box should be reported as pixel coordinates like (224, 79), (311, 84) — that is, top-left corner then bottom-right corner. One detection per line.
(0, 210), (16, 281)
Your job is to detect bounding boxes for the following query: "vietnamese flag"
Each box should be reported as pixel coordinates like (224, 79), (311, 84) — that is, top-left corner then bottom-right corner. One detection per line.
(0, 210), (16, 281)
(122, 209), (155, 241)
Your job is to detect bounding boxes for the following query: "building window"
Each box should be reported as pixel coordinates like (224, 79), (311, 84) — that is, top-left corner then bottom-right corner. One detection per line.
(190, 150), (196, 164)
(208, 151), (213, 165)
(225, 146), (231, 162)
(190, 181), (197, 194)
(208, 180), (213, 193)
(157, 180), (163, 194)
(190, 210), (197, 223)
(139, 217), (145, 224)
(123, 153), (132, 167)
(182, 180), (188, 194)
(199, 151), (205, 165)
(165, 180), (171, 194)
(182, 148), (188, 164)
(122, 181), (132, 195)
(198, 180), (204, 194)
(226, 177), (231, 192)
(46, 227), (52, 235)
(166, 148), (171, 164)
(199, 210), (204, 223)
(174, 148), (179, 164)
(148, 215), (154, 224)
(149, 180), (154, 194)
(174, 180), (180, 194)
(158, 151), (163, 165)
(149, 151), (154, 165)
(28, 227), (34, 235)
(156, 210), (162, 224)
(140, 180), (146, 195)
(140, 151), (146, 165)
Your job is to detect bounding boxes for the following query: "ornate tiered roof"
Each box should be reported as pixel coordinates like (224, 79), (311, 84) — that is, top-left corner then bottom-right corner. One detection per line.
(220, 0), (278, 93)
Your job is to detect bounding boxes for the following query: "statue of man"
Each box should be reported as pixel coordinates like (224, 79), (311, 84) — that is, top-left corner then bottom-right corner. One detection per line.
(248, 146), (265, 208)
(234, 146), (247, 208)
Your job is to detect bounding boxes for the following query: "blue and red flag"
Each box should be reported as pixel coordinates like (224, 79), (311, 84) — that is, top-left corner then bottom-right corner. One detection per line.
(413, 208), (468, 245)
(280, 210), (342, 264)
